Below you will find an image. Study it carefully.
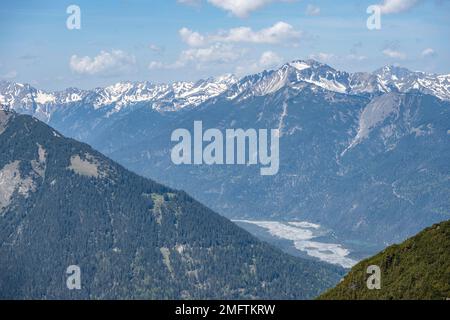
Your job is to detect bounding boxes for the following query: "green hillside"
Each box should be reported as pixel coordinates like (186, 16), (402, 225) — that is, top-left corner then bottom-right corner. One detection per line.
(319, 220), (450, 300)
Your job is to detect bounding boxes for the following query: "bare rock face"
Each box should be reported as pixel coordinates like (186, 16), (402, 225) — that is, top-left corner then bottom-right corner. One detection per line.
(0, 161), (36, 210)
(0, 110), (12, 136)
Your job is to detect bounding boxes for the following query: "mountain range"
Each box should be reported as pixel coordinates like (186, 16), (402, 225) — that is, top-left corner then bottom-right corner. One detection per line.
(1, 59), (449, 260)
(0, 109), (344, 299)
(0, 73), (238, 120)
(2, 60), (450, 121)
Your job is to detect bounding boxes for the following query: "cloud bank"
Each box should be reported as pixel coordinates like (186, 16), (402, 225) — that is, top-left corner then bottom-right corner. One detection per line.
(378, 0), (420, 14)
(180, 22), (301, 47)
(70, 50), (136, 76)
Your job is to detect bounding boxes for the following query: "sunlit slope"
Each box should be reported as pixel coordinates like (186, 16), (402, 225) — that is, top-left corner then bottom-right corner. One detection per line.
(319, 220), (450, 300)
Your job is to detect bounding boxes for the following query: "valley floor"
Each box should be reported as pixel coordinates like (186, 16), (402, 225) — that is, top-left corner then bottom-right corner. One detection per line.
(233, 219), (379, 268)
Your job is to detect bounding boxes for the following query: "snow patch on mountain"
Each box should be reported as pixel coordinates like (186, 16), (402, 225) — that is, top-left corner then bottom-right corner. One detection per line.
(289, 61), (311, 71)
(34, 92), (56, 104)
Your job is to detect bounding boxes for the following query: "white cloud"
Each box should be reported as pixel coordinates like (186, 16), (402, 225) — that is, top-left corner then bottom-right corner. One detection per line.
(259, 51), (283, 67)
(378, 0), (420, 14)
(382, 48), (406, 59)
(180, 44), (242, 64)
(179, 28), (206, 47)
(1, 70), (18, 79)
(180, 22), (301, 47)
(421, 48), (436, 57)
(306, 4), (320, 16)
(216, 22), (301, 44)
(207, 0), (281, 17)
(180, 0), (295, 17)
(148, 61), (165, 70)
(347, 54), (367, 61)
(154, 22), (299, 72)
(304, 53), (367, 65)
(235, 51), (283, 75)
(177, 0), (201, 6)
(69, 50), (136, 75)
(149, 44), (244, 70)
(309, 52), (336, 62)
(149, 44), (163, 53)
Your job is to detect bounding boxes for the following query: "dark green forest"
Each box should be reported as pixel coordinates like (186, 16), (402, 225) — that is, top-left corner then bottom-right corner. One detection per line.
(0, 110), (343, 299)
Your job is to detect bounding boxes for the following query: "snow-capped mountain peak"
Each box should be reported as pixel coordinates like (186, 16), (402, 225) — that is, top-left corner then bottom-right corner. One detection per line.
(1, 60), (450, 123)
(288, 60), (312, 71)
(227, 59), (351, 99)
(372, 65), (450, 100)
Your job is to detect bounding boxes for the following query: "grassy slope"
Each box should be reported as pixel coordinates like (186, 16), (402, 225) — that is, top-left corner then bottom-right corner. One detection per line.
(319, 220), (450, 300)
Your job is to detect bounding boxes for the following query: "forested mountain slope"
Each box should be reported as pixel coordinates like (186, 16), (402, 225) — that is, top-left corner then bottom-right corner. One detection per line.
(0, 110), (343, 299)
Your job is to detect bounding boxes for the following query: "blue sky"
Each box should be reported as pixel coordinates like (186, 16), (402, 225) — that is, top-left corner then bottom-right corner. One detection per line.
(1, 0), (449, 90)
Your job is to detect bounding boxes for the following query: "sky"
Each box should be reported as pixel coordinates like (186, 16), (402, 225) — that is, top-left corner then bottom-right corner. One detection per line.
(0, 0), (449, 91)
